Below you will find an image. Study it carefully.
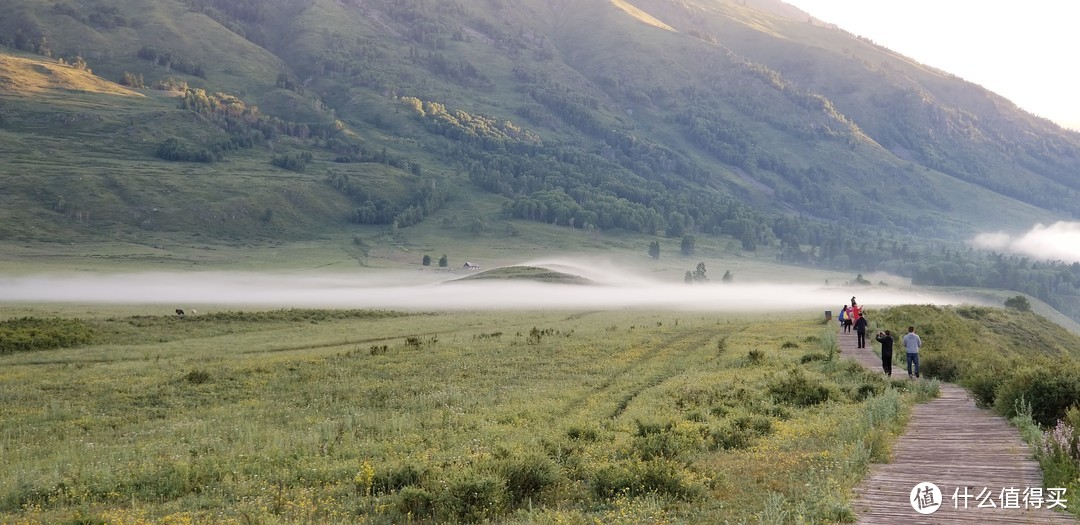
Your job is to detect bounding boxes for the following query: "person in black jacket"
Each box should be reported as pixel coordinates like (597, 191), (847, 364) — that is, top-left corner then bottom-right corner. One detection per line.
(854, 314), (868, 348)
(875, 330), (894, 376)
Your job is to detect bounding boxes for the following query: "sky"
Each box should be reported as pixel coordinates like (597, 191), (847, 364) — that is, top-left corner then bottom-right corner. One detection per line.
(782, 0), (1080, 131)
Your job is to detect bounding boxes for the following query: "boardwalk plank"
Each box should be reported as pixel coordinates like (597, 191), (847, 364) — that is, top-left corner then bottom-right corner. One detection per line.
(839, 327), (1076, 524)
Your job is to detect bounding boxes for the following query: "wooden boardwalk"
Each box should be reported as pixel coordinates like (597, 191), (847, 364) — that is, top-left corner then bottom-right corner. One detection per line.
(839, 327), (1076, 524)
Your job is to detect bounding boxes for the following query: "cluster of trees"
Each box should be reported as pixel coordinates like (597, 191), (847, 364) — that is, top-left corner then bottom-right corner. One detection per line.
(183, 0), (268, 24)
(400, 97), (541, 150)
(401, 94), (780, 249)
(647, 236), (696, 259)
(911, 252), (1080, 319)
(271, 151), (313, 172)
(119, 71), (145, 88)
(137, 46), (207, 78)
(413, 50), (493, 89)
(52, 2), (128, 29)
(0, 30), (51, 57)
(164, 87), (350, 165)
(153, 82), (374, 171)
(325, 172), (448, 228)
(155, 138), (222, 163)
(683, 263), (733, 283)
(421, 254), (449, 267)
(776, 231), (1080, 321)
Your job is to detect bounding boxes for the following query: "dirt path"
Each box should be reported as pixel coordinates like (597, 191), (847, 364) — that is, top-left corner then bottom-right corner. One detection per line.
(839, 327), (1077, 524)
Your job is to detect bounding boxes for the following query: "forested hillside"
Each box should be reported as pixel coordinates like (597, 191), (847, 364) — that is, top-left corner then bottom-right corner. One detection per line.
(2, 0), (1080, 318)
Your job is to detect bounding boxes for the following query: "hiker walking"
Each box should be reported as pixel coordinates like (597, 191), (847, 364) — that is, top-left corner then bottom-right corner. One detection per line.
(854, 313), (868, 348)
(903, 326), (923, 379)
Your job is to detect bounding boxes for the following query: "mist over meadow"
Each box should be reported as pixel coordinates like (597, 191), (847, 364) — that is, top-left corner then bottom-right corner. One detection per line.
(0, 258), (963, 312)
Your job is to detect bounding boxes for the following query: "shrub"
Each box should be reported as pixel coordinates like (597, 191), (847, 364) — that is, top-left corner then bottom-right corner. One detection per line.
(631, 420), (705, 461)
(960, 366), (1003, 408)
(1004, 295), (1031, 312)
(437, 472), (506, 523)
(709, 423), (754, 450)
(500, 454), (559, 505)
(566, 425), (599, 441)
(184, 369), (211, 384)
(852, 382), (883, 401)
(995, 366), (1080, 426)
(747, 349), (765, 364)
(769, 368), (831, 407)
(732, 414), (773, 435)
(397, 486), (435, 519)
(800, 352), (828, 364)
(591, 459), (703, 501)
(0, 317), (97, 353)
(920, 354), (963, 382)
(373, 463), (424, 495)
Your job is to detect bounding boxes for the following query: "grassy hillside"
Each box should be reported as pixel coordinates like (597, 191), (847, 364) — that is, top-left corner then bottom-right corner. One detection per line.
(3, 0), (1080, 322)
(1, 0), (1075, 244)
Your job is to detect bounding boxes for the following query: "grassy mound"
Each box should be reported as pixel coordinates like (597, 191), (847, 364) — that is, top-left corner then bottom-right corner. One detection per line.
(449, 265), (594, 285)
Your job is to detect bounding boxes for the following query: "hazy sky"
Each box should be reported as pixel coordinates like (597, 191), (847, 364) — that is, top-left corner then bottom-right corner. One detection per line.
(783, 0), (1080, 130)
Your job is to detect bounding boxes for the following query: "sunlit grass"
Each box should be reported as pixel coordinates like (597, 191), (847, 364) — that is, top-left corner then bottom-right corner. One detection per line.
(0, 309), (929, 523)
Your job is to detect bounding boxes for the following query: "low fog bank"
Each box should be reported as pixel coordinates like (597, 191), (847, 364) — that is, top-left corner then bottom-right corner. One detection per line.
(972, 221), (1080, 264)
(1, 265), (964, 312)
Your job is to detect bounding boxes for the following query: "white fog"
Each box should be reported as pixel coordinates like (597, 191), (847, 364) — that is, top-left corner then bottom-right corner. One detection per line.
(0, 258), (965, 312)
(972, 221), (1080, 264)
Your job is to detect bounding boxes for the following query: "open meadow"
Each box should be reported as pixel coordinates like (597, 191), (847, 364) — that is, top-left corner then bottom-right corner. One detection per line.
(0, 304), (942, 524)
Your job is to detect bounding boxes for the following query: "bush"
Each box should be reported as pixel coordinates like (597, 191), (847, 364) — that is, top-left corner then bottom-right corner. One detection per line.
(373, 464), (424, 495)
(1004, 295), (1031, 312)
(995, 366), (1080, 426)
(0, 317), (97, 353)
(960, 366), (1003, 408)
(708, 423), (754, 450)
(397, 486), (435, 519)
(437, 472), (506, 523)
(632, 420), (705, 461)
(566, 424), (599, 441)
(591, 459), (703, 501)
(183, 369), (211, 384)
(500, 454), (559, 505)
(769, 368), (831, 407)
(920, 354), (963, 382)
(852, 382), (883, 401)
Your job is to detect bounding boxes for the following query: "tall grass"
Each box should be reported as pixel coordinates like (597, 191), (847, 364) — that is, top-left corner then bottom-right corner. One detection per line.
(0, 309), (934, 523)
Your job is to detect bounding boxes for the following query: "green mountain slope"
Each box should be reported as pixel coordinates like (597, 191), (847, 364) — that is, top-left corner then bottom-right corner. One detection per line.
(2, 0), (1080, 317)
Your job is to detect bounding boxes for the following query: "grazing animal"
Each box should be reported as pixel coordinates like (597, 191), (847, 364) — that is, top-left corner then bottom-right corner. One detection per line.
(191, 309), (197, 316)
(175, 308), (185, 316)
